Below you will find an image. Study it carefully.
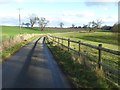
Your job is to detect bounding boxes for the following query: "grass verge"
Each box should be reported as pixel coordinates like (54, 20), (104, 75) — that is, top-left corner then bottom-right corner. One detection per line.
(1, 36), (38, 62)
(46, 40), (119, 88)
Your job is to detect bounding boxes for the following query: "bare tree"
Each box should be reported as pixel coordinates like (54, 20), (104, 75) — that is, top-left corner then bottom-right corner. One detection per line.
(88, 22), (92, 32)
(29, 14), (39, 28)
(72, 24), (75, 28)
(83, 24), (88, 28)
(38, 17), (49, 31)
(96, 19), (102, 29)
(91, 21), (96, 28)
(59, 22), (64, 28)
(88, 20), (102, 32)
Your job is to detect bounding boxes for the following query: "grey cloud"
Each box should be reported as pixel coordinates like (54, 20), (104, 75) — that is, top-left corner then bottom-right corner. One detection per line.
(85, 2), (107, 6)
(0, 0), (15, 4)
(85, 2), (117, 6)
(0, 17), (17, 25)
(0, 16), (29, 26)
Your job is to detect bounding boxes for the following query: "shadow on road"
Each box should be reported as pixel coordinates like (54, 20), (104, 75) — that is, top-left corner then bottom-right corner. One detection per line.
(2, 36), (71, 88)
(14, 37), (41, 88)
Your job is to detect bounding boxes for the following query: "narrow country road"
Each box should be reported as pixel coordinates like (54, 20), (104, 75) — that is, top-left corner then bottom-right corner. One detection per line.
(2, 37), (71, 88)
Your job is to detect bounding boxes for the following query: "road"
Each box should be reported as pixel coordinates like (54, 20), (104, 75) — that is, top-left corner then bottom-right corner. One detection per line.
(2, 37), (71, 88)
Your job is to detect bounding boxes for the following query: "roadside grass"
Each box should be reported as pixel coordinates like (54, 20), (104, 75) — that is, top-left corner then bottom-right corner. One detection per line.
(1, 36), (38, 62)
(46, 41), (112, 88)
(48, 31), (119, 88)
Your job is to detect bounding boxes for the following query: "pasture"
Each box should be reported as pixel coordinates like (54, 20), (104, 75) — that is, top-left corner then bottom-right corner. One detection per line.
(52, 31), (119, 50)
(1, 26), (74, 41)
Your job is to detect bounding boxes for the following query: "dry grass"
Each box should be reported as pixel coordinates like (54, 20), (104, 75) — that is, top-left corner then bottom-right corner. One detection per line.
(0, 34), (44, 63)
(0, 34), (41, 52)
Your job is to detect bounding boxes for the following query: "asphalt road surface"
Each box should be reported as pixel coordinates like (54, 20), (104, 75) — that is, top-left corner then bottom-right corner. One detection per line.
(2, 37), (71, 88)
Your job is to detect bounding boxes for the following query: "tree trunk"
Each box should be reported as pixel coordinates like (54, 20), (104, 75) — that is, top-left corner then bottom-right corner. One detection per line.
(31, 24), (34, 28)
(40, 27), (44, 31)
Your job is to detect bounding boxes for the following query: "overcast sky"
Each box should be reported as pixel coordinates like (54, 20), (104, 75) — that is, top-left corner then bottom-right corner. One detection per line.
(0, 0), (119, 27)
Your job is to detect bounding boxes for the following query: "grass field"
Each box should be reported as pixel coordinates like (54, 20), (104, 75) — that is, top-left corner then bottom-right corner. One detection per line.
(1, 26), (73, 41)
(52, 31), (119, 50)
(51, 31), (119, 69)
(1, 26), (119, 52)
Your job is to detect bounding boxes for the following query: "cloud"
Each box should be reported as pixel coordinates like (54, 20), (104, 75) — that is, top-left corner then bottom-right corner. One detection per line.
(97, 15), (118, 25)
(49, 10), (96, 27)
(85, 0), (118, 6)
(0, 0), (13, 4)
(0, 17), (18, 26)
(0, 9), (18, 18)
(62, 10), (95, 18)
(85, 0), (119, 2)
(0, 0), (24, 4)
(0, 0), (119, 4)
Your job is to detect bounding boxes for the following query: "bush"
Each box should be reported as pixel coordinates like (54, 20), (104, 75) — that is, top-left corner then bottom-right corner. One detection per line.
(112, 23), (120, 33)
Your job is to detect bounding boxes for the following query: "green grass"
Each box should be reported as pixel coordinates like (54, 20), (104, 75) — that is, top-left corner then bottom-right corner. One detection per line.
(1, 26), (39, 41)
(51, 31), (119, 68)
(49, 31), (120, 88)
(1, 26), (73, 41)
(52, 31), (119, 50)
(46, 41), (112, 88)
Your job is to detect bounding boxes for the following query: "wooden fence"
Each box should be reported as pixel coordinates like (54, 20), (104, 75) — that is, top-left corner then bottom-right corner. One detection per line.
(46, 35), (120, 88)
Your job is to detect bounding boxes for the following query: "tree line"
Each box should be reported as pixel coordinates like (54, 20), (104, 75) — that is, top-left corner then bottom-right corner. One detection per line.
(22, 14), (119, 33)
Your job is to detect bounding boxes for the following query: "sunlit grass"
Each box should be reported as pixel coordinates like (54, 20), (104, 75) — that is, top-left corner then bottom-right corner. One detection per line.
(1, 26), (74, 41)
(52, 31), (118, 50)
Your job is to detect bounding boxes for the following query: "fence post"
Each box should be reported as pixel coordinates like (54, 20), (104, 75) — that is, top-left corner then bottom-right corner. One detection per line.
(52, 36), (54, 44)
(62, 37), (63, 48)
(78, 40), (81, 53)
(98, 44), (102, 70)
(54, 37), (56, 44)
(68, 38), (70, 51)
(52, 37), (54, 44)
(58, 38), (59, 46)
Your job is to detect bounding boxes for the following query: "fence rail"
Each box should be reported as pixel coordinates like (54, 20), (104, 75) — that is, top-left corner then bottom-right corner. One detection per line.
(50, 35), (120, 55)
(47, 35), (120, 88)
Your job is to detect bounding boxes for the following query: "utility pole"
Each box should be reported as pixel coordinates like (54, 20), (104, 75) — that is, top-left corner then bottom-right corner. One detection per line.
(18, 8), (21, 30)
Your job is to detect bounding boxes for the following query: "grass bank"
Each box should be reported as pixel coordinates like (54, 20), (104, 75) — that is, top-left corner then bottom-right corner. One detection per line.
(1, 35), (38, 62)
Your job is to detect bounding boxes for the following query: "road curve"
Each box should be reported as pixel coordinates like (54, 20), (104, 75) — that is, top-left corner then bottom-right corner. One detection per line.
(2, 37), (71, 88)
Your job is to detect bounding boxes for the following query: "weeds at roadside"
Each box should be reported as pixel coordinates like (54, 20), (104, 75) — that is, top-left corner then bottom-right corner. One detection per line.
(47, 42), (111, 88)
(1, 36), (38, 62)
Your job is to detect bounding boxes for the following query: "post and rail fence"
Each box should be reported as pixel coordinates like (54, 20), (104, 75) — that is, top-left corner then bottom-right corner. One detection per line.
(46, 35), (120, 88)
